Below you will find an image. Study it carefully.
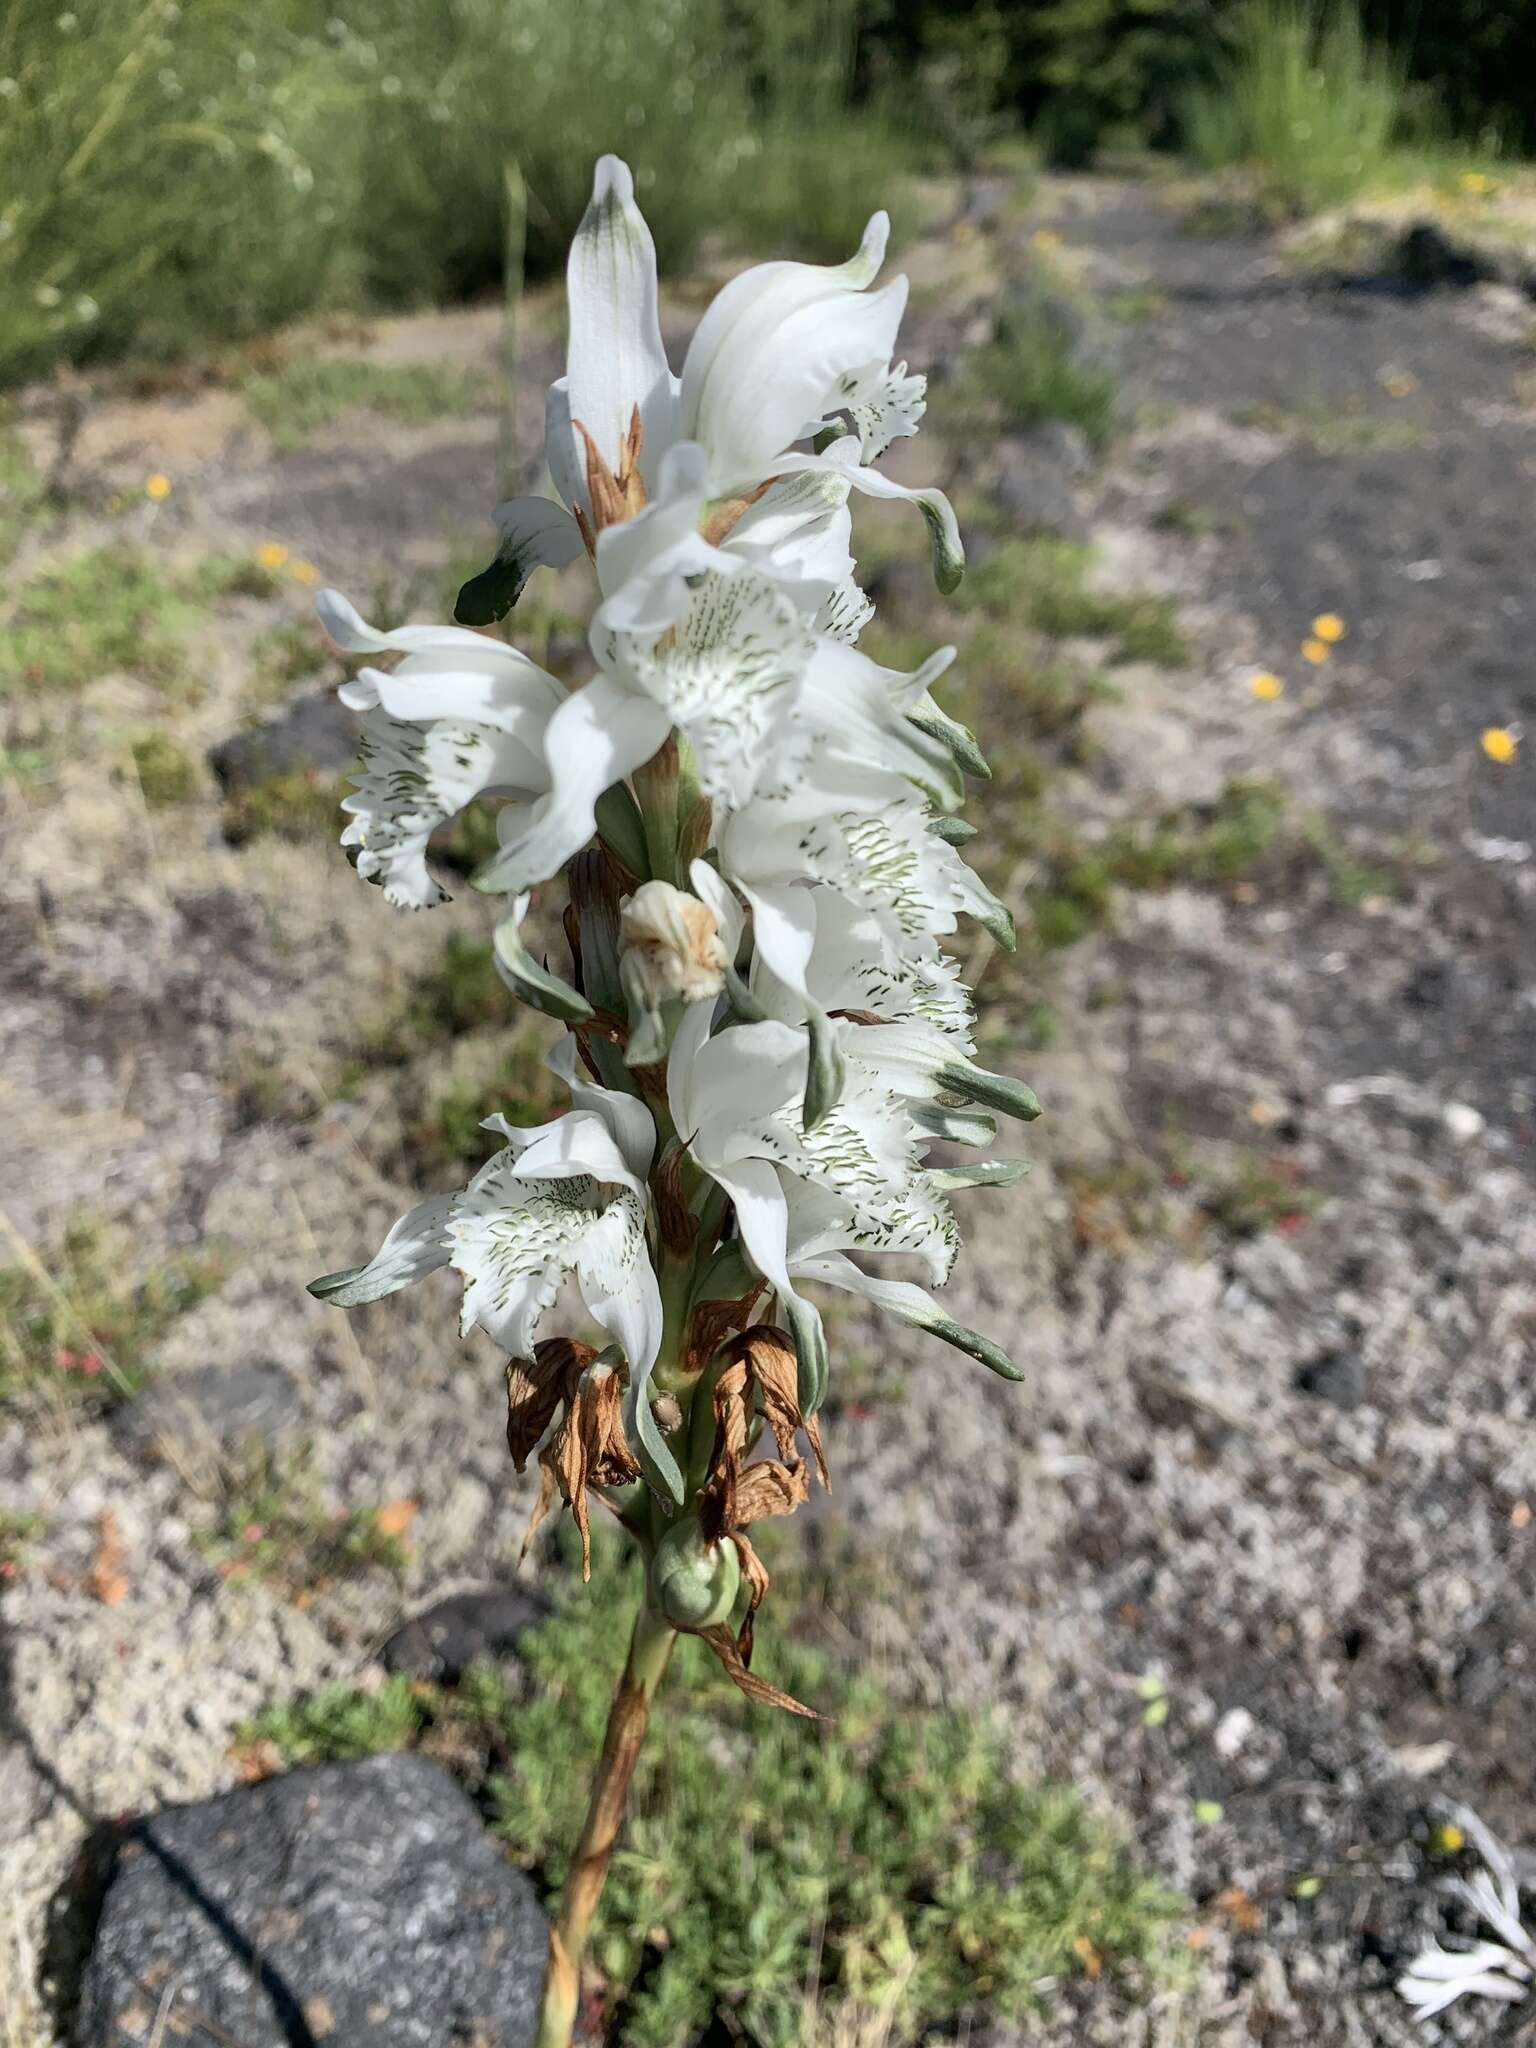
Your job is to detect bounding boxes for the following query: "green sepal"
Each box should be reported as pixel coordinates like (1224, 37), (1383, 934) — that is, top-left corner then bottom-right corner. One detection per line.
(935, 1060), (1041, 1123)
(912, 1103), (998, 1147)
(929, 813), (977, 846)
(909, 694), (989, 779)
(454, 554), (526, 627)
(593, 782), (649, 881)
(923, 1316), (1024, 1381)
(723, 965), (768, 1023)
(784, 1292), (829, 1418)
(925, 1159), (1031, 1191)
(492, 909), (592, 1023)
(802, 1010), (847, 1133)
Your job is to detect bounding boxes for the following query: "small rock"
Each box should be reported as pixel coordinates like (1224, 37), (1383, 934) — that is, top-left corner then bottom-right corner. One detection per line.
(1293, 1349), (1367, 1409)
(76, 1753), (546, 2047)
(1214, 1706), (1256, 1760)
(1395, 221), (1497, 293)
(209, 693), (358, 794)
(380, 1585), (551, 1683)
(1442, 1102), (1485, 1143)
(115, 1360), (300, 1456)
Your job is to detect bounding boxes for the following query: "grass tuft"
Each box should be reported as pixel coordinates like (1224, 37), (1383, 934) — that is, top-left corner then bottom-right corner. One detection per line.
(1180, 2), (1409, 215)
(960, 538), (1189, 668)
(0, 1216), (223, 1416)
(130, 732), (198, 806)
(198, 1443), (412, 1598)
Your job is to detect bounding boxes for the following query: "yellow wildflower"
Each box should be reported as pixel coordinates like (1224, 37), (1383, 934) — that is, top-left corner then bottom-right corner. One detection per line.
(1031, 228), (1062, 253)
(1481, 726), (1518, 764)
(1381, 370), (1417, 399)
(144, 473), (172, 502)
(1249, 671), (1284, 701)
(256, 541), (290, 571)
(1300, 637), (1329, 665)
(290, 558), (320, 586)
(1431, 1822), (1466, 1855)
(1311, 613), (1345, 643)
(1459, 171), (1494, 197)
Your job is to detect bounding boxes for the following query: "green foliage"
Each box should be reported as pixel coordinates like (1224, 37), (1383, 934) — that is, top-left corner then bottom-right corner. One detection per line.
(0, 0), (929, 385)
(243, 356), (490, 452)
(408, 1047), (562, 1173)
(0, 1509), (46, 1577)
(960, 538), (1189, 667)
(130, 732), (197, 806)
(964, 298), (1117, 451)
(198, 1443), (412, 1596)
(1009, 0), (1229, 165)
(0, 546), (195, 697)
(0, 1216), (223, 1414)
(221, 768), (349, 847)
(1194, 1150), (1317, 1239)
(249, 1551), (1185, 2044)
(0, 414), (43, 566)
(1180, 4), (1409, 214)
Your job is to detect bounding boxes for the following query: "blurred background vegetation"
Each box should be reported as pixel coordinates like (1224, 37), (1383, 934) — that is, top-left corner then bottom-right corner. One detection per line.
(0, 0), (1527, 386)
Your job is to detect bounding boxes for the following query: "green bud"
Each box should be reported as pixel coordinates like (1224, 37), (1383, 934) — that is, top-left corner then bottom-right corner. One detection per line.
(649, 1519), (741, 1630)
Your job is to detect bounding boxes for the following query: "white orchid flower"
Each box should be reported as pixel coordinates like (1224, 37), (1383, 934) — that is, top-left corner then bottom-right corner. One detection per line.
(667, 1003), (1024, 1399)
(316, 590), (565, 910)
(455, 155), (961, 629)
(309, 1039), (677, 1488)
(1398, 1804), (1536, 2023)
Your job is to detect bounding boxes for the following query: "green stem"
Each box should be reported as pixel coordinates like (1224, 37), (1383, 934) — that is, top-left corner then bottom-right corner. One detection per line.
(534, 1598), (677, 2048)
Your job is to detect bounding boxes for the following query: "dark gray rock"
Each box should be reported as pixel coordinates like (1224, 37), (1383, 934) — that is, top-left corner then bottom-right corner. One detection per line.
(76, 1753), (546, 2048)
(115, 1360), (301, 1455)
(209, 692), (358, 794)
(381, 1586), (551, 1683)
(1293, 1349), (1367, 1409)
(1395, 221), (1498, 293)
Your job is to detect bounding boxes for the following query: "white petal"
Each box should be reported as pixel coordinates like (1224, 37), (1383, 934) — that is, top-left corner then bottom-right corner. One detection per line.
(501, 1110), (648, 1204)
(597, 566), (817, 810)
(576, 1195), (659, 1370)
(565, 154), (680, 485)
(448, 1160), (605, 1354)
(690, 274), (908, 490)
(474, 674), (671, 895)
(546, 1035), (658, 1185)
(544, 379), (585, 517)
(738, 880), (817, 1007)
(592, 442), (715, 630)
(679, 211), (890, 481)
(772, 449), (965, 595)
(480, 493), (586, 604)
(309, 1194), (455, 1306)
(688, 856), (745, 959)
(708, 1155), (795, 1299)
(847, 358), (926, 461)
(315, 588), (500, 658)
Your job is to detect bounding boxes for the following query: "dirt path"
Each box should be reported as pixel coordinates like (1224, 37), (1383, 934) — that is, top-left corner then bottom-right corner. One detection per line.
(2, 170), (1533, 2046)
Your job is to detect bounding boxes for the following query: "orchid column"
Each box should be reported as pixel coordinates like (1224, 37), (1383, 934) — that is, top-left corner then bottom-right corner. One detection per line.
(308, 156), (1037, 2048)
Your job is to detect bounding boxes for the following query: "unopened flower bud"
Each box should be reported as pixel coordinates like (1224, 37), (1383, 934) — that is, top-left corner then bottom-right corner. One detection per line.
(620, 881), (727, 1005)
(649, 1517), (741, 1629)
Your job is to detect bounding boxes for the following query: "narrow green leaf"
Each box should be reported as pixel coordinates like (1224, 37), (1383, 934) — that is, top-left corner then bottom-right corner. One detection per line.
(936, 1060), (1041, 1124)
(594, 782), (649, 880)
(802, 1011), (847, 1133)
(493, 910), (592, 1023)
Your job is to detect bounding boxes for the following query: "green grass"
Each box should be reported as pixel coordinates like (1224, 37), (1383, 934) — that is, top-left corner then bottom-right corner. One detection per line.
(0, 1509), (46, 1579)
(1180, 3), (1409, 215)
(0, 0), (932, 387)
(364, 933), (512, 1062)
(243, 357), (491, 451)
(407, 1049), (563, 1173)
(0, 414), (43, 566)
(960, 538), (1190, 668)
(222, 768), (350, 847)
(198, 1443), (411, 1597)
(247, 1542), (1186, 2045)
(0, 546), (197, 698)
(1193, 1151), (1318, 1239)
(964, 300), (1118, 450)
(0, 1216), (224, 1415)
(1228, 398), (1429, 453)
(129, 732), (198, 805)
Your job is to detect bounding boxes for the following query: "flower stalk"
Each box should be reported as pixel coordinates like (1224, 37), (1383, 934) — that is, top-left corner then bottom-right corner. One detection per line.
(303, 151), (1040, 2041)
(535, 1597), (677, 2048)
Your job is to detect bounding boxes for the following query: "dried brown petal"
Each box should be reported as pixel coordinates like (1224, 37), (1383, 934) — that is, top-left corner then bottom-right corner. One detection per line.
(682, 1289), (764, 1377)
(730, 1529), (771, 1666)
(652, 1144), (697, 1259)
(735, 1327), (830, 1490)
(543, 1363), (642, 1579)
(734, 1458), (810, 1527)
(696, 1624), (822, 1720)
(700, 476), (776, 548)
(505, 1338), (595, 1471)
(518, 1460), (557, 1564)
(575, 406), (647, 538)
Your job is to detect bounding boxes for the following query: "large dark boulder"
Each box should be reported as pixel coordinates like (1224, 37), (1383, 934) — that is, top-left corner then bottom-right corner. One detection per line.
(76, 1752), (546, 2047)
(114, 1359), (301, 1456)
(208, 692), (358, 794)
